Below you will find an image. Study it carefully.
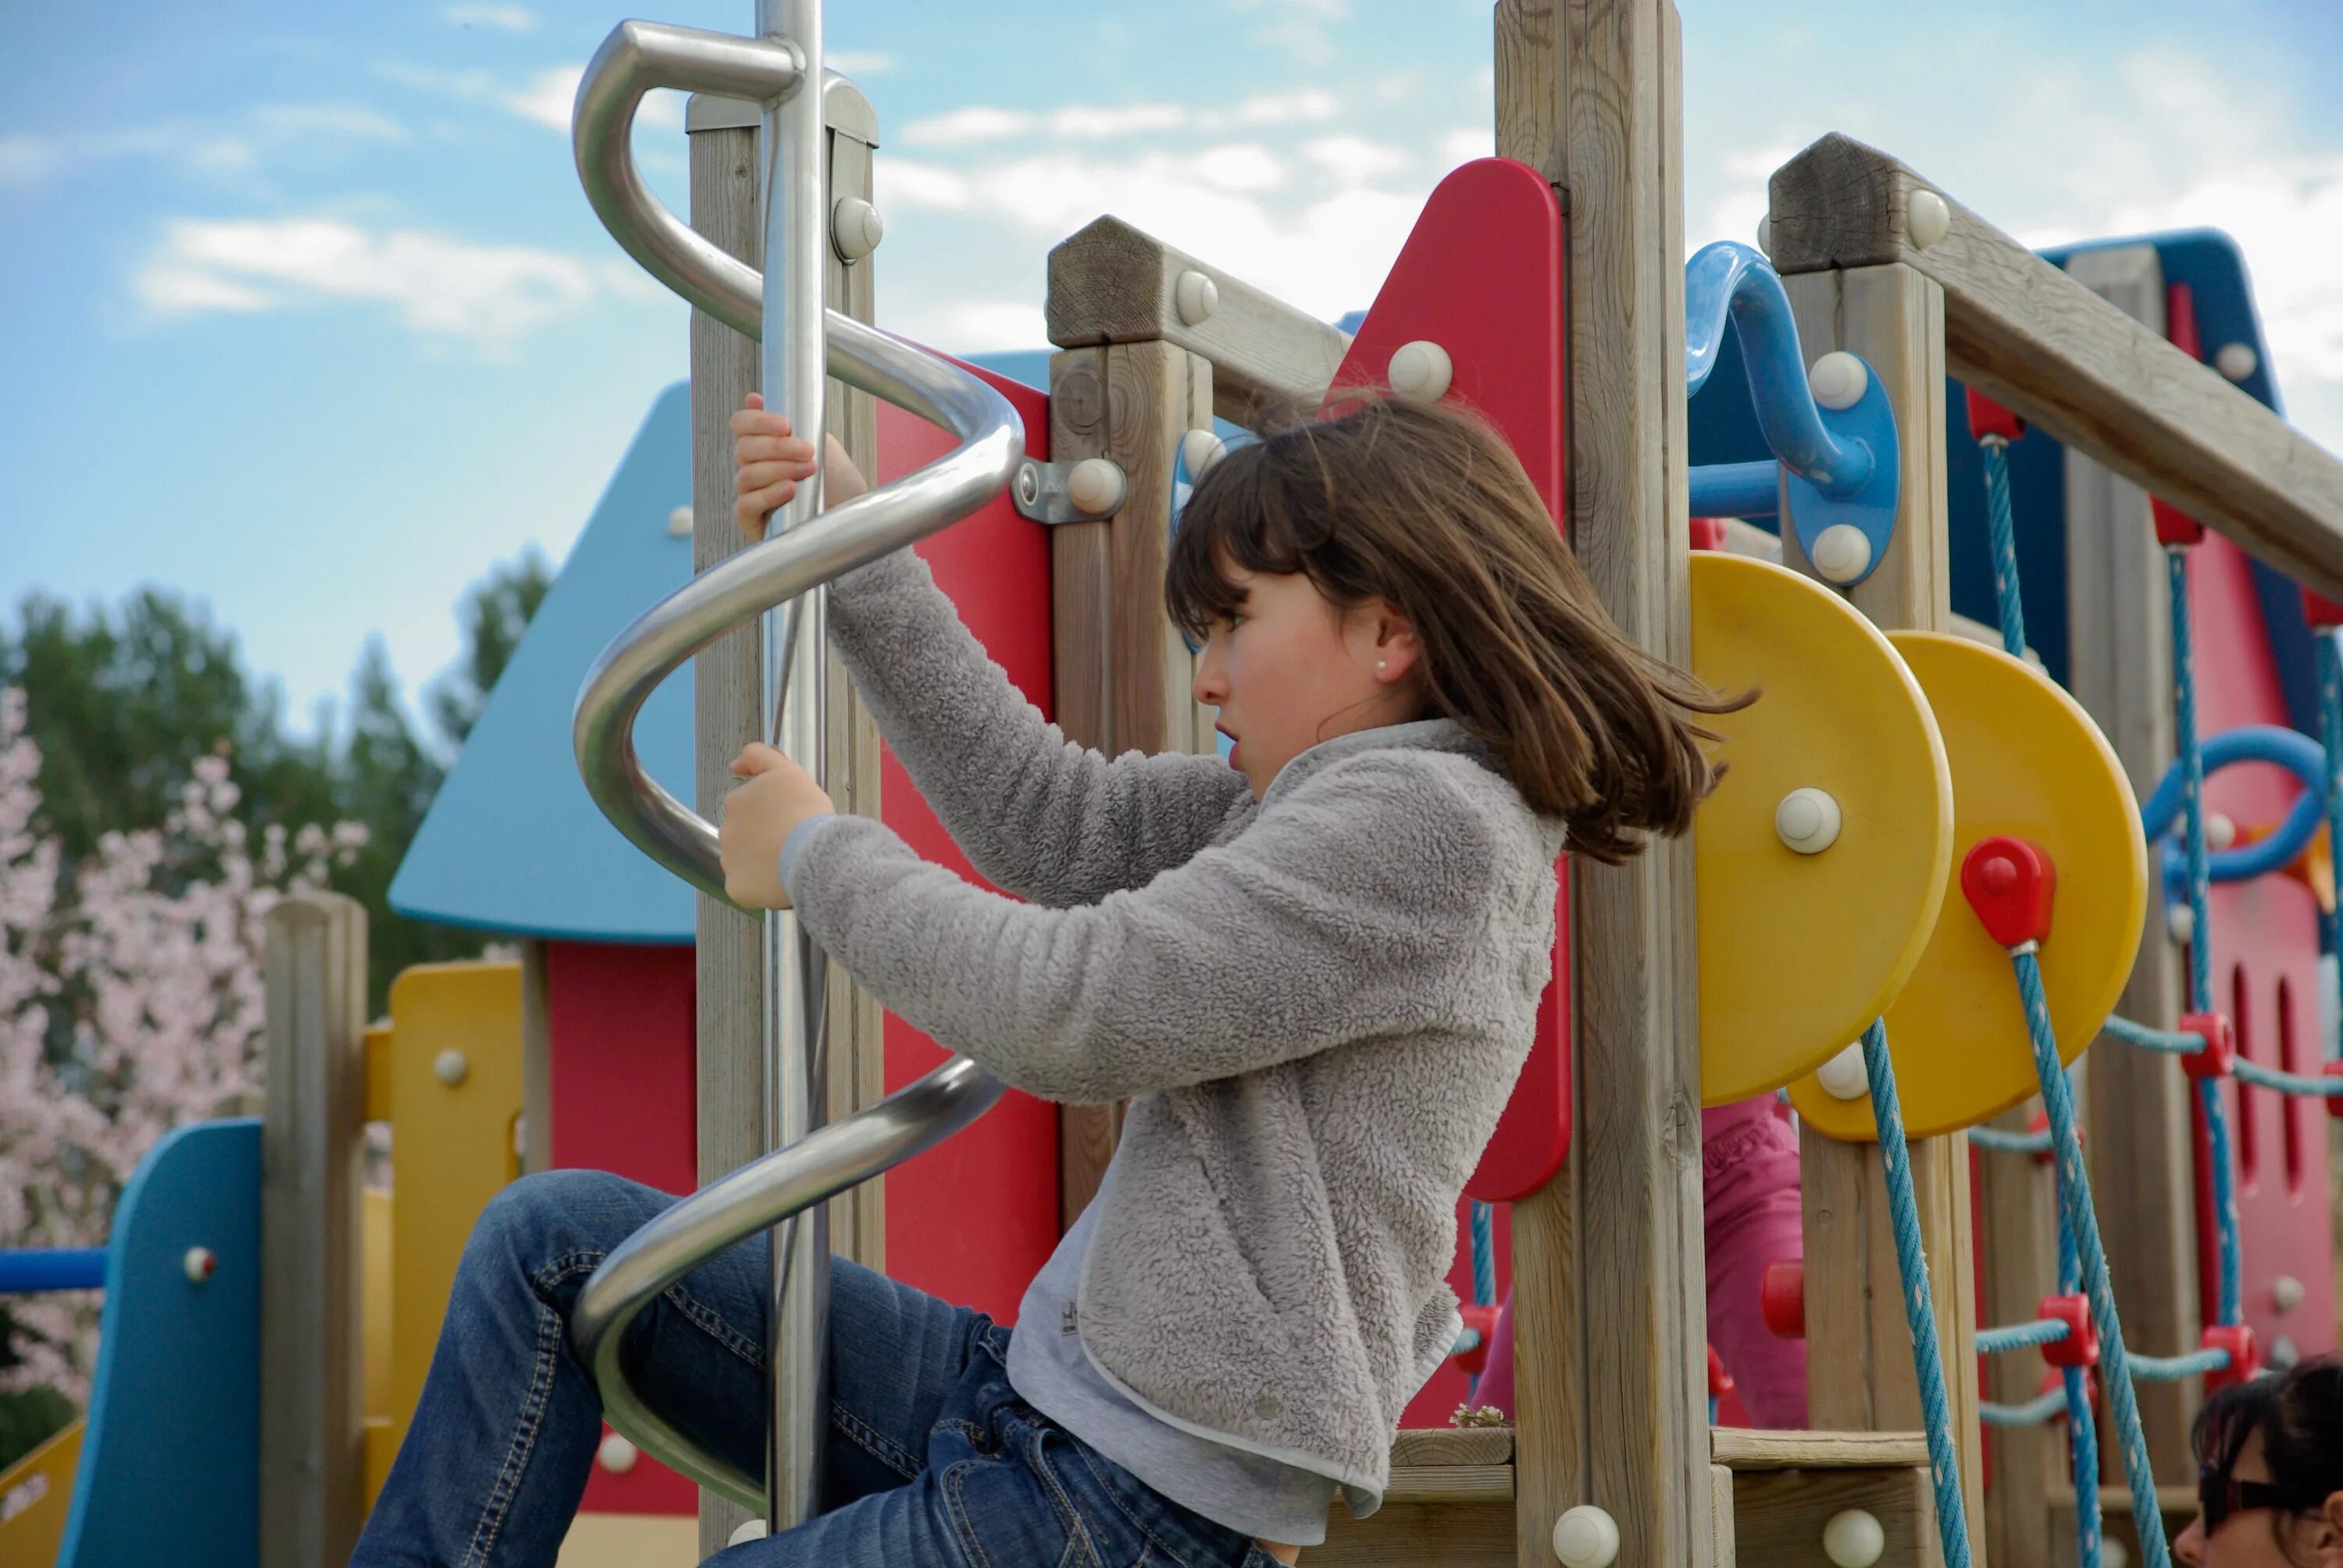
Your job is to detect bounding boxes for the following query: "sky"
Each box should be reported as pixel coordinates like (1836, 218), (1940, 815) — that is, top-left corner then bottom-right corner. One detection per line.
(6, 0), (2343, 743)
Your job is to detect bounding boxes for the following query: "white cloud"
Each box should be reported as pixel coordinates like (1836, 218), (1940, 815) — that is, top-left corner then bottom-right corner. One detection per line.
(501, 66), (583, 131)
(901, 89), (1338, 148)
(134, 216), (662, 349)
(0, 105), (408, 191)
(1437, 127), (1493, 169)
(384, 59), (680, 136)
(829, 51), (895, 77)
(1303, 134), (1410, 183)
(0, 134), (62, 186)
(884, 298), (1046, 355)
(443, 3), (535, 29)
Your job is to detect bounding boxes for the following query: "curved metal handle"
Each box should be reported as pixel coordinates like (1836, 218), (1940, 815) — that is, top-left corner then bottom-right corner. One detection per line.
(570, 1056), (1005, 1506)
(1684, 241), (1874, 496)
(573, 20), (801, 340)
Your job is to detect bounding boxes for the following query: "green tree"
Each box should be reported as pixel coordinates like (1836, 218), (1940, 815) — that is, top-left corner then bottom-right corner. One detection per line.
(430, 546), (551, 750)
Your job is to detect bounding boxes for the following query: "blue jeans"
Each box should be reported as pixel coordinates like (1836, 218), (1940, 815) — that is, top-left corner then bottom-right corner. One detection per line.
(352, 1169), (1278, 1567)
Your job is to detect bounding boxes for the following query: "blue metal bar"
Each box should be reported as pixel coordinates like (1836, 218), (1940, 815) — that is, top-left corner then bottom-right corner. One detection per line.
(1684, 243), (1876, 497)
(1689, 460), (1781, 519)
(0, 1247), (108, 1292)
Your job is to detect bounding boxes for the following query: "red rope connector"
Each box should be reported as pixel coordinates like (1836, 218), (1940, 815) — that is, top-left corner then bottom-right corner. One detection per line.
(2154, 284), (2209, 547)
(1689, 516), (1728, 553)
(2304, 590), (2343, 630)
(1964, 387), (2026, 445)
(2178, 1011), (2236, 1080)
(1454, 1303), (1500, 1377)
(1960, 836), (2056, 949)
(2325, 1060), (2343, 1119)
(2038, 1294), (2099, 1369)
(2038, 1367), (2099, 1421)
(1707, 1342), (1735, 1400)
(2203, 1323), (2260, 1394)
(1760, 1259), (1805, 1340)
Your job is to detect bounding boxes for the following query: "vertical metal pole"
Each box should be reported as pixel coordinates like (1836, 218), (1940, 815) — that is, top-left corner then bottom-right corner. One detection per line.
(757, 0), (829, 1534)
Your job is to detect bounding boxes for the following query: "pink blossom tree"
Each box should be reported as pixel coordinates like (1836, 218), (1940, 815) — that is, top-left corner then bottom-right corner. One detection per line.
(0, 686), (362, 1399)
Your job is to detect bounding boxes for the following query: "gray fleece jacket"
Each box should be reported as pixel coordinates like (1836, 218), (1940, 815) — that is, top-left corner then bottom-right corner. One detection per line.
(784, 547), (1564, 1510)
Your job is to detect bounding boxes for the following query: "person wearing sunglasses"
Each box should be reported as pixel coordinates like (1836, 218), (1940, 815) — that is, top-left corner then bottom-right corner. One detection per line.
(2176, 1357), (2343, 1565)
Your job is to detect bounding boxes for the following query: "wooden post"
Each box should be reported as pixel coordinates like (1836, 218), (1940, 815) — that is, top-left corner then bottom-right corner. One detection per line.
(518, 938), (551, 1173)
(260, 893), (369, 1568)
(1778, 261), (1983, 1563)
(1496, 2), (1712, 1564)
(1039, 337), (1216, 1223)
(686, 80), (886, 1556)
(2063, 244), (2199, 1482)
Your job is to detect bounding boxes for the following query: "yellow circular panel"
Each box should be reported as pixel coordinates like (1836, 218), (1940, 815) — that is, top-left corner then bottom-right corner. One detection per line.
(1789, 633), (2149, 1141)
(1692, 553), (1952, 1104)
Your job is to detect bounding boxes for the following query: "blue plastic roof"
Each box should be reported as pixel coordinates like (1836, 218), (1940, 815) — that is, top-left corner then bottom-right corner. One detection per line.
(393, 355), (1057, 945)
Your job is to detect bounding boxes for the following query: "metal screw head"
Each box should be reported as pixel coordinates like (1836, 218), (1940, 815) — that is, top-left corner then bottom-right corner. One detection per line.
(1015, 461), (1041, 508)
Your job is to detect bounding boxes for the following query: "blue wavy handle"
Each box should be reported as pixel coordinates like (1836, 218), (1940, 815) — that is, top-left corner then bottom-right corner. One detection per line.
(2138, 722), (2327, 887)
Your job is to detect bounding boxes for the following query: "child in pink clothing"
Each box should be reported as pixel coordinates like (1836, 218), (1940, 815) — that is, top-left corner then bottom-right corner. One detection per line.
(1474, 1095), (1808, 1427)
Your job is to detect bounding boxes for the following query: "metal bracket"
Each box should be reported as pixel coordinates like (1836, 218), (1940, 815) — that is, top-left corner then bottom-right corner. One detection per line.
(1012, 456), (1127, 526)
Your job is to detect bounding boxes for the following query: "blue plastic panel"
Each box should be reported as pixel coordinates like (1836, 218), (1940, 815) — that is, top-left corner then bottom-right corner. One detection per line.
(60, 1117), (261, 1568)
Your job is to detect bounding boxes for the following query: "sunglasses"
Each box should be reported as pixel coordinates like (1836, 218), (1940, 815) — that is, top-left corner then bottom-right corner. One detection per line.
(2199, 1468), (2323, 1534)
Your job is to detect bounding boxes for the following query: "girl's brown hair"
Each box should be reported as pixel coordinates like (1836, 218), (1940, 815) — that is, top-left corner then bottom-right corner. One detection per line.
(1165, 392), (1744, 864)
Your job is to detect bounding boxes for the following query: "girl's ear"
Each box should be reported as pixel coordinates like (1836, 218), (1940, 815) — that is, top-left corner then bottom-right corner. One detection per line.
(1369, 604), (1421, 684)
(2317, 1491), (2343, 1565)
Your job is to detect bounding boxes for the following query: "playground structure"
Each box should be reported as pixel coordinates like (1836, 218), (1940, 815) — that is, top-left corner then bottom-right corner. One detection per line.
(12, 2), (2343, 1566)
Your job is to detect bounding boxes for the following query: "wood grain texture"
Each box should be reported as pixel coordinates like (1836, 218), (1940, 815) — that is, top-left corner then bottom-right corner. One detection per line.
(1393, 1429), (1516, 1467)
(2061, 244), (2200, 1489)
(1730, 1466), (1930, 1567)
(1315, 1501), (1515, 1566)
(1044, 216), (1350, 422)
(1711, 1464), (1737, 1568)
(1767, 133), (2343, 602)
(1710, 1428), (1931, 1470)
(1976, 1097), (2062, 1568)
(1497, 2), (1710, 1564)
(260, 893), (369, 1568)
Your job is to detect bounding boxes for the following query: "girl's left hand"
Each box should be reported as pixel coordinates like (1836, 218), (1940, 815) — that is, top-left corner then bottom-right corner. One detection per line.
(720, 743), (835, 909)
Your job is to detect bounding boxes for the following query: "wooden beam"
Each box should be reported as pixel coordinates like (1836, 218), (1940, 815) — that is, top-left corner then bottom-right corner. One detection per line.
(1042, 339), (1216, 1226)
(1781, 262), (1982, 1565)
(1767, 132), (2343, 603)
(1045, 216), (1351, 422)
(1497, 2), (1710, 1566)
(2062, 244), (2200, 1484)
(1710, 1428), (1930, 1470)
(261, 893), (369, 1568)
(1731, 1466), (1931, 1567)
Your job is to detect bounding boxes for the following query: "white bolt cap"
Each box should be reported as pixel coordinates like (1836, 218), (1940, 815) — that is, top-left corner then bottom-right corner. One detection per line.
(667, 505), (693, 538)
(1389, 340), (1454, 402)
(1817, 1042), (1869, 1102)
(1810, 351), (1869, 412)
(1774, 787), (1843, 854)
(1552, 1504), (1620, 1567)
(2102, 1539), (2131, 1568)
(2273, 1274), (2306, 1313)
(597, 1432), (639, 1473)
(1811, 523), (1874, 583)
(1824, 1507), (1886, 1567)
(433, 1048), (469, 1087)
(1175, 269), (1220, 326)
(1908, 189), (1952, 251)
(2216, 342), (2259, 382)
(1182, 428), (1228, 481)
(2206, 811), (2237, 850)
(184, 1245), (217, 1283)
(2168, 903), (2196, 945)
(1757, 214), (1774, 256)
(1067, 457), (1129, 517)
(2273, 1332), (2302, 1369)
(728, 1519), (769, 1545)
(833, 197), (883, 262)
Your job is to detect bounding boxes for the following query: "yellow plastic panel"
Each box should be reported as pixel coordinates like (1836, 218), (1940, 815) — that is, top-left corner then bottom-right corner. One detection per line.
(1692, 552), (1952, 1103)
(384, 962), (522, 1479)
(1791, 633), (2147, 1140)
(0, 1417), (82, 1567)
(556, 1513), (699, 1567)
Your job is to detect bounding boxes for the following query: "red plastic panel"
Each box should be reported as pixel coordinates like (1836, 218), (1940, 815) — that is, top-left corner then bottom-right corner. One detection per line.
(2181, 533), (2335, 1363)
(545, 939), (699, 1516)
(1328, 158), (1571, 1204)
(873, 360), (1063, 1324)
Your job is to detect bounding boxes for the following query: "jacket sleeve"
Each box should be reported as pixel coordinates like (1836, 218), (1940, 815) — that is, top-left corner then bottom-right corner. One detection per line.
(826, 548), (1249, 908)
(783, 749), (1506, 1103)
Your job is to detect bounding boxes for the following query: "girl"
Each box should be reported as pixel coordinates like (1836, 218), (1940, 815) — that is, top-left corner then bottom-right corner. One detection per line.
(2174, 1356), (2343, 1566)
(353, 390), (1734, 1567)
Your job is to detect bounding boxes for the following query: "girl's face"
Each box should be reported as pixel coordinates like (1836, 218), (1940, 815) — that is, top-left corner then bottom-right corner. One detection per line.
(1192, 561), (1421, 800)
(2175, 1434), (2343, 1567)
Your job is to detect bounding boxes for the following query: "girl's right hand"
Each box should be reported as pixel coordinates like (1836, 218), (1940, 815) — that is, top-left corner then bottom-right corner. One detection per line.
(730, 392), (869, 540)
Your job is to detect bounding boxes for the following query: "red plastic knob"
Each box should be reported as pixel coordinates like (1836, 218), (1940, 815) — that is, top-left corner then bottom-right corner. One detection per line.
(2152, 497), (2205, 549)
(2203, 1323), (2260, 1394)
(2306, 590), (2343, 631)
(1689, 516), (1728, 553)
(2038, 1294), (2100, 1369)
(1454, 1303), (1500, 1377)
(2179, 1012), (2236, 1081)
(1964, 387), (2027, 445)
(1707, 1342), (1735, 1399)
(1760, 1259), (1806, 1340)
(1960, 836), (2057, 949)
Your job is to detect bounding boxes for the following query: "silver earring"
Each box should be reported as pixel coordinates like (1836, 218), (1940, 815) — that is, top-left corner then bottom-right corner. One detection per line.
(1376, 659), (1388, 672)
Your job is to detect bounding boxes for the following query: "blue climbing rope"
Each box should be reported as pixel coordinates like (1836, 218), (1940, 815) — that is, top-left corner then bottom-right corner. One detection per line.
(2128, 1347), (2231, 1381)
(1981, 1389), (2067, 1427)
(2099, 1014), (2203, 1053)
(1469, 1200), (1496, 1307)
(2322, 629), (2343, 1028)
(1968, 1124), (2054, 1154)
(2168, 546), (2245, 1328)
(1860, 1019), (1974, 1568)
(1976, 1317), (2070, 1355)
(2015, 949), (2172, 1566)
(2234, 1057), (2343, 1096)
(1981, 433), (2027, 660)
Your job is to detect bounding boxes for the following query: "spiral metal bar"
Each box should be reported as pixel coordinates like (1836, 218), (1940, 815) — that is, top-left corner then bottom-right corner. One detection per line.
(568, 15), (1021, 1518)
